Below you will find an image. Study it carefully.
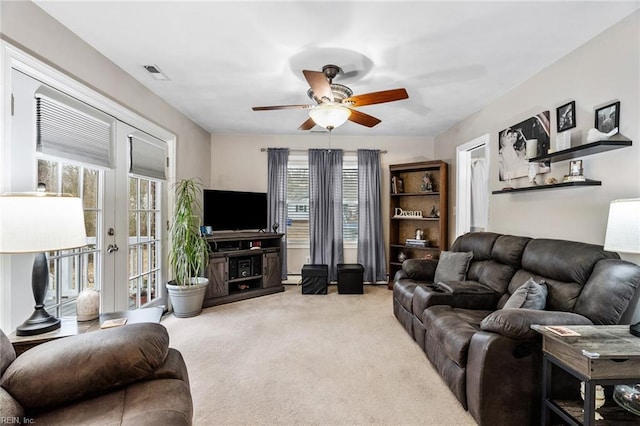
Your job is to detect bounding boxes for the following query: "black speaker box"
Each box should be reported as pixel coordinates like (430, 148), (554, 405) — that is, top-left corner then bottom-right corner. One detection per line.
(229, 258), (238, 280)
(251, 256), (262, 276)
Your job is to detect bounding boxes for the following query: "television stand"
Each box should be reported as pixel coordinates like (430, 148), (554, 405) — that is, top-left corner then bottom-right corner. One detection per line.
(203, 232), (284, 308)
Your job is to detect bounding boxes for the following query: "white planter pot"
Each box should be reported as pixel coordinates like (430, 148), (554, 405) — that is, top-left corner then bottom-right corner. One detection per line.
(167, 277), (209, 318)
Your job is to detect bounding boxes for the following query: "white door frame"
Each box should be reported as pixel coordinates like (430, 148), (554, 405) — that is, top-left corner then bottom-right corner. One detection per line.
(456, 134), (490, 239)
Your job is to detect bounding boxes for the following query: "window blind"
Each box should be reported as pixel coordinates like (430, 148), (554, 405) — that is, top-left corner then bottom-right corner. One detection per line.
(128, 132), (167, 180)
(35, 85), (115, 168)
(286, 156), (309, 244)
(342, 158), (358, 242)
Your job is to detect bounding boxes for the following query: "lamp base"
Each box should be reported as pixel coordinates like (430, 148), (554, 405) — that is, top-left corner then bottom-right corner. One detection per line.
(16, 307), (61, 336)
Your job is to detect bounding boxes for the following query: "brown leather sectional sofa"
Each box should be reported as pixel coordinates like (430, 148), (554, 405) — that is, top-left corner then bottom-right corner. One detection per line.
(0, 323), (193, 425)
(393, 232), (640, 425)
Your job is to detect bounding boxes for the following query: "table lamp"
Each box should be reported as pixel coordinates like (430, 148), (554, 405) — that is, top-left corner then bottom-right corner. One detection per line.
(604, 198), (640, 337)
(0, 192), (87, 336)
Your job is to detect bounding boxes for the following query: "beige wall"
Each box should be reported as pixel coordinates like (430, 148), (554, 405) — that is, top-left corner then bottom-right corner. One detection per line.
(435, 11), (639, 254)
(210, 133), (435, 274)
(435, 12), (640, 320)
(0, 0), (211, 182)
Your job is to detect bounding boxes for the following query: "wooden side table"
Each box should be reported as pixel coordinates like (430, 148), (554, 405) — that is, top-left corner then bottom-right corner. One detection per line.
(532, 325), (640, 425)
(9, 307), (164, 356)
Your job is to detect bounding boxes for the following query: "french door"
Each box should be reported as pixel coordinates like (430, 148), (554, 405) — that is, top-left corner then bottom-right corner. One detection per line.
(10, 69), (167, 317)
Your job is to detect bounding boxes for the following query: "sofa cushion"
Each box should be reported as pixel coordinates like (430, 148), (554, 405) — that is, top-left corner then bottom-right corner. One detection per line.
(490, 235), (531, 268)
(0, 387), (24, 419)
(480, 309), (593, 340)
(393, 281), (419, 312)
(521, 239), (618, 285)
(467, 260), (516, 295)
(574, 259), (640, 324)
(450, 232), (500, 260)
(401, 258), (438, 281)
(1, 323), (169, 410)
(0, 329), (16, 376)
(423, 306), (490, 366)
(434, 251), (473, 284)
(502, 269), (581, 312)
(503, 278), (547, 310)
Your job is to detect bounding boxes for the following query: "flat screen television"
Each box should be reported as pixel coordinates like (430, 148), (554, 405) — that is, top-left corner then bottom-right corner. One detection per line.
(203, 189), (268, 232)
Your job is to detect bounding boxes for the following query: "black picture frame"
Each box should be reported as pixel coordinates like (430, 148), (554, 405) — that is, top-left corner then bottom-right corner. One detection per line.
(594, 101), (620, 133)
(556, 101), (576, 132)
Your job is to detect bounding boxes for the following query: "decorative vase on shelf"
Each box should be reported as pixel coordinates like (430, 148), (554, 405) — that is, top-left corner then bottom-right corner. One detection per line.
(76, 288), (100, 321)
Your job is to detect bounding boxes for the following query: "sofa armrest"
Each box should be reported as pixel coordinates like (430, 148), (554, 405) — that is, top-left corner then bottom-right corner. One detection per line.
(1, 323), (170, 410)
(466, 331), (543, 425)
(480, 309), (594, 341)
(144, 348), (190, 386)
(400, 259), (438, 282)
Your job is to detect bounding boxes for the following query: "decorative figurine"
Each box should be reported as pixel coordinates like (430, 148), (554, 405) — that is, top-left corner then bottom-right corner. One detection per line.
(420, 173), (433, 192)
(429, 206), (439, 218)
(415, 229), (423, 240)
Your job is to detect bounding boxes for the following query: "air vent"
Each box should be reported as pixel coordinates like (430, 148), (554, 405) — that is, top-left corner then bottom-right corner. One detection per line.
(143, 65), (170, 81)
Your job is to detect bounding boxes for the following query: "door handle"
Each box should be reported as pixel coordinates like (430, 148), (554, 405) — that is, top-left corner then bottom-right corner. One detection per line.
(107, 244), (119, 253)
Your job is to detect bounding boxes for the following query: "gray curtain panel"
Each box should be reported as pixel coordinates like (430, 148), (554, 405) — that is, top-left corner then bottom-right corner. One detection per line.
(267, 148), (289, 280)
(357, 149), (387, 283)
(309, 149), (344, 281)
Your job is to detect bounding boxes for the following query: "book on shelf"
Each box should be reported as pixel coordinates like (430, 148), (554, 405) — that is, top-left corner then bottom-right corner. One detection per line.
(405, 239), (427, 247)
(391, 176), (404, 194)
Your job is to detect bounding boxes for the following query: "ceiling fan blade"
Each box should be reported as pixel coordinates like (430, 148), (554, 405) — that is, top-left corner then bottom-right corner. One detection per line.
(252, 104), (313, 111)
(298, 117), (316, 131)
(348, 109), (381, 128)
(303, 70), (334, 102)
(344, 88), (408, 107)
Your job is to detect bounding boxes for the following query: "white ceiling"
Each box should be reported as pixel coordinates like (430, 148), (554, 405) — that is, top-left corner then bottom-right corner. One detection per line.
(35, 1), (639, 137)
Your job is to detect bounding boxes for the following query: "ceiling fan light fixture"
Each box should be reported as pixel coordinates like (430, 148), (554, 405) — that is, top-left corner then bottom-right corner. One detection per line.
(309, 104), (351, 130)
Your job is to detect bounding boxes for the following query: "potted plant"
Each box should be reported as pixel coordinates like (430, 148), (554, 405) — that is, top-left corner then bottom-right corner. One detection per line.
(167, 178), (210, 318)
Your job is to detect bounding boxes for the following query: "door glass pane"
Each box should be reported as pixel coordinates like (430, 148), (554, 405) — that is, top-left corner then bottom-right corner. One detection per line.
(37, 159), (103, 317)
(62, 164), (80, 196)
(37, 160), (59, 192)
(128, 175), (162, 309)
(83, 169), (98, 209)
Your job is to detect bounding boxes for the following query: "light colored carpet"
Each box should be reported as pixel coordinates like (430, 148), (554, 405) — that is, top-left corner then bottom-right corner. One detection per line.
(162, 285), (476, 426)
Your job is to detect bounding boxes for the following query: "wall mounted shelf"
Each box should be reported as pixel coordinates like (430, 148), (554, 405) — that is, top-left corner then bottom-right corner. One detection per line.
(530, 137), (632, 163)
(492, 179), (601, 194)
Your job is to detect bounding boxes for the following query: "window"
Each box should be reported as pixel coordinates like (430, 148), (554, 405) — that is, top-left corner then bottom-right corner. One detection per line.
(286, 154), (358, 245)
(38, 159), (102, 317)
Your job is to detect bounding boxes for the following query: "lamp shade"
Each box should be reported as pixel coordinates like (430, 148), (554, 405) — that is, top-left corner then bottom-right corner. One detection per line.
(309, 103), (351, 130)
(604, 198), (640, 254)
(0, 193), (87, 253)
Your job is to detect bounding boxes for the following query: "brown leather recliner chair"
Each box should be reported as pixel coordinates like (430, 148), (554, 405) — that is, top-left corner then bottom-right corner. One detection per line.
(0, 322), (193, 425)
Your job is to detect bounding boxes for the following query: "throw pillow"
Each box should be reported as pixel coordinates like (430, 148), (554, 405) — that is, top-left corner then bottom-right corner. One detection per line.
(433, 251), (473, 283)
(503, 277), (548, 310)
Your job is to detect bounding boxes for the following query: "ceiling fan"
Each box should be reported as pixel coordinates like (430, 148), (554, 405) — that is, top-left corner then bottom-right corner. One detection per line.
(252, 64), (409, 131)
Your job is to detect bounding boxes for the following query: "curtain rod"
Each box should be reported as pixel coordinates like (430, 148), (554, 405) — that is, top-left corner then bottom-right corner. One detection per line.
(260, 148), (387, 154)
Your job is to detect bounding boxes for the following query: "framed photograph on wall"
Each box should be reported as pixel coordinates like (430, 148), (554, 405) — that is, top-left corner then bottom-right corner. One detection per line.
(556, 101), (576, 132)
(595, 101), (620, 133)
(498, 111), (551, 181)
